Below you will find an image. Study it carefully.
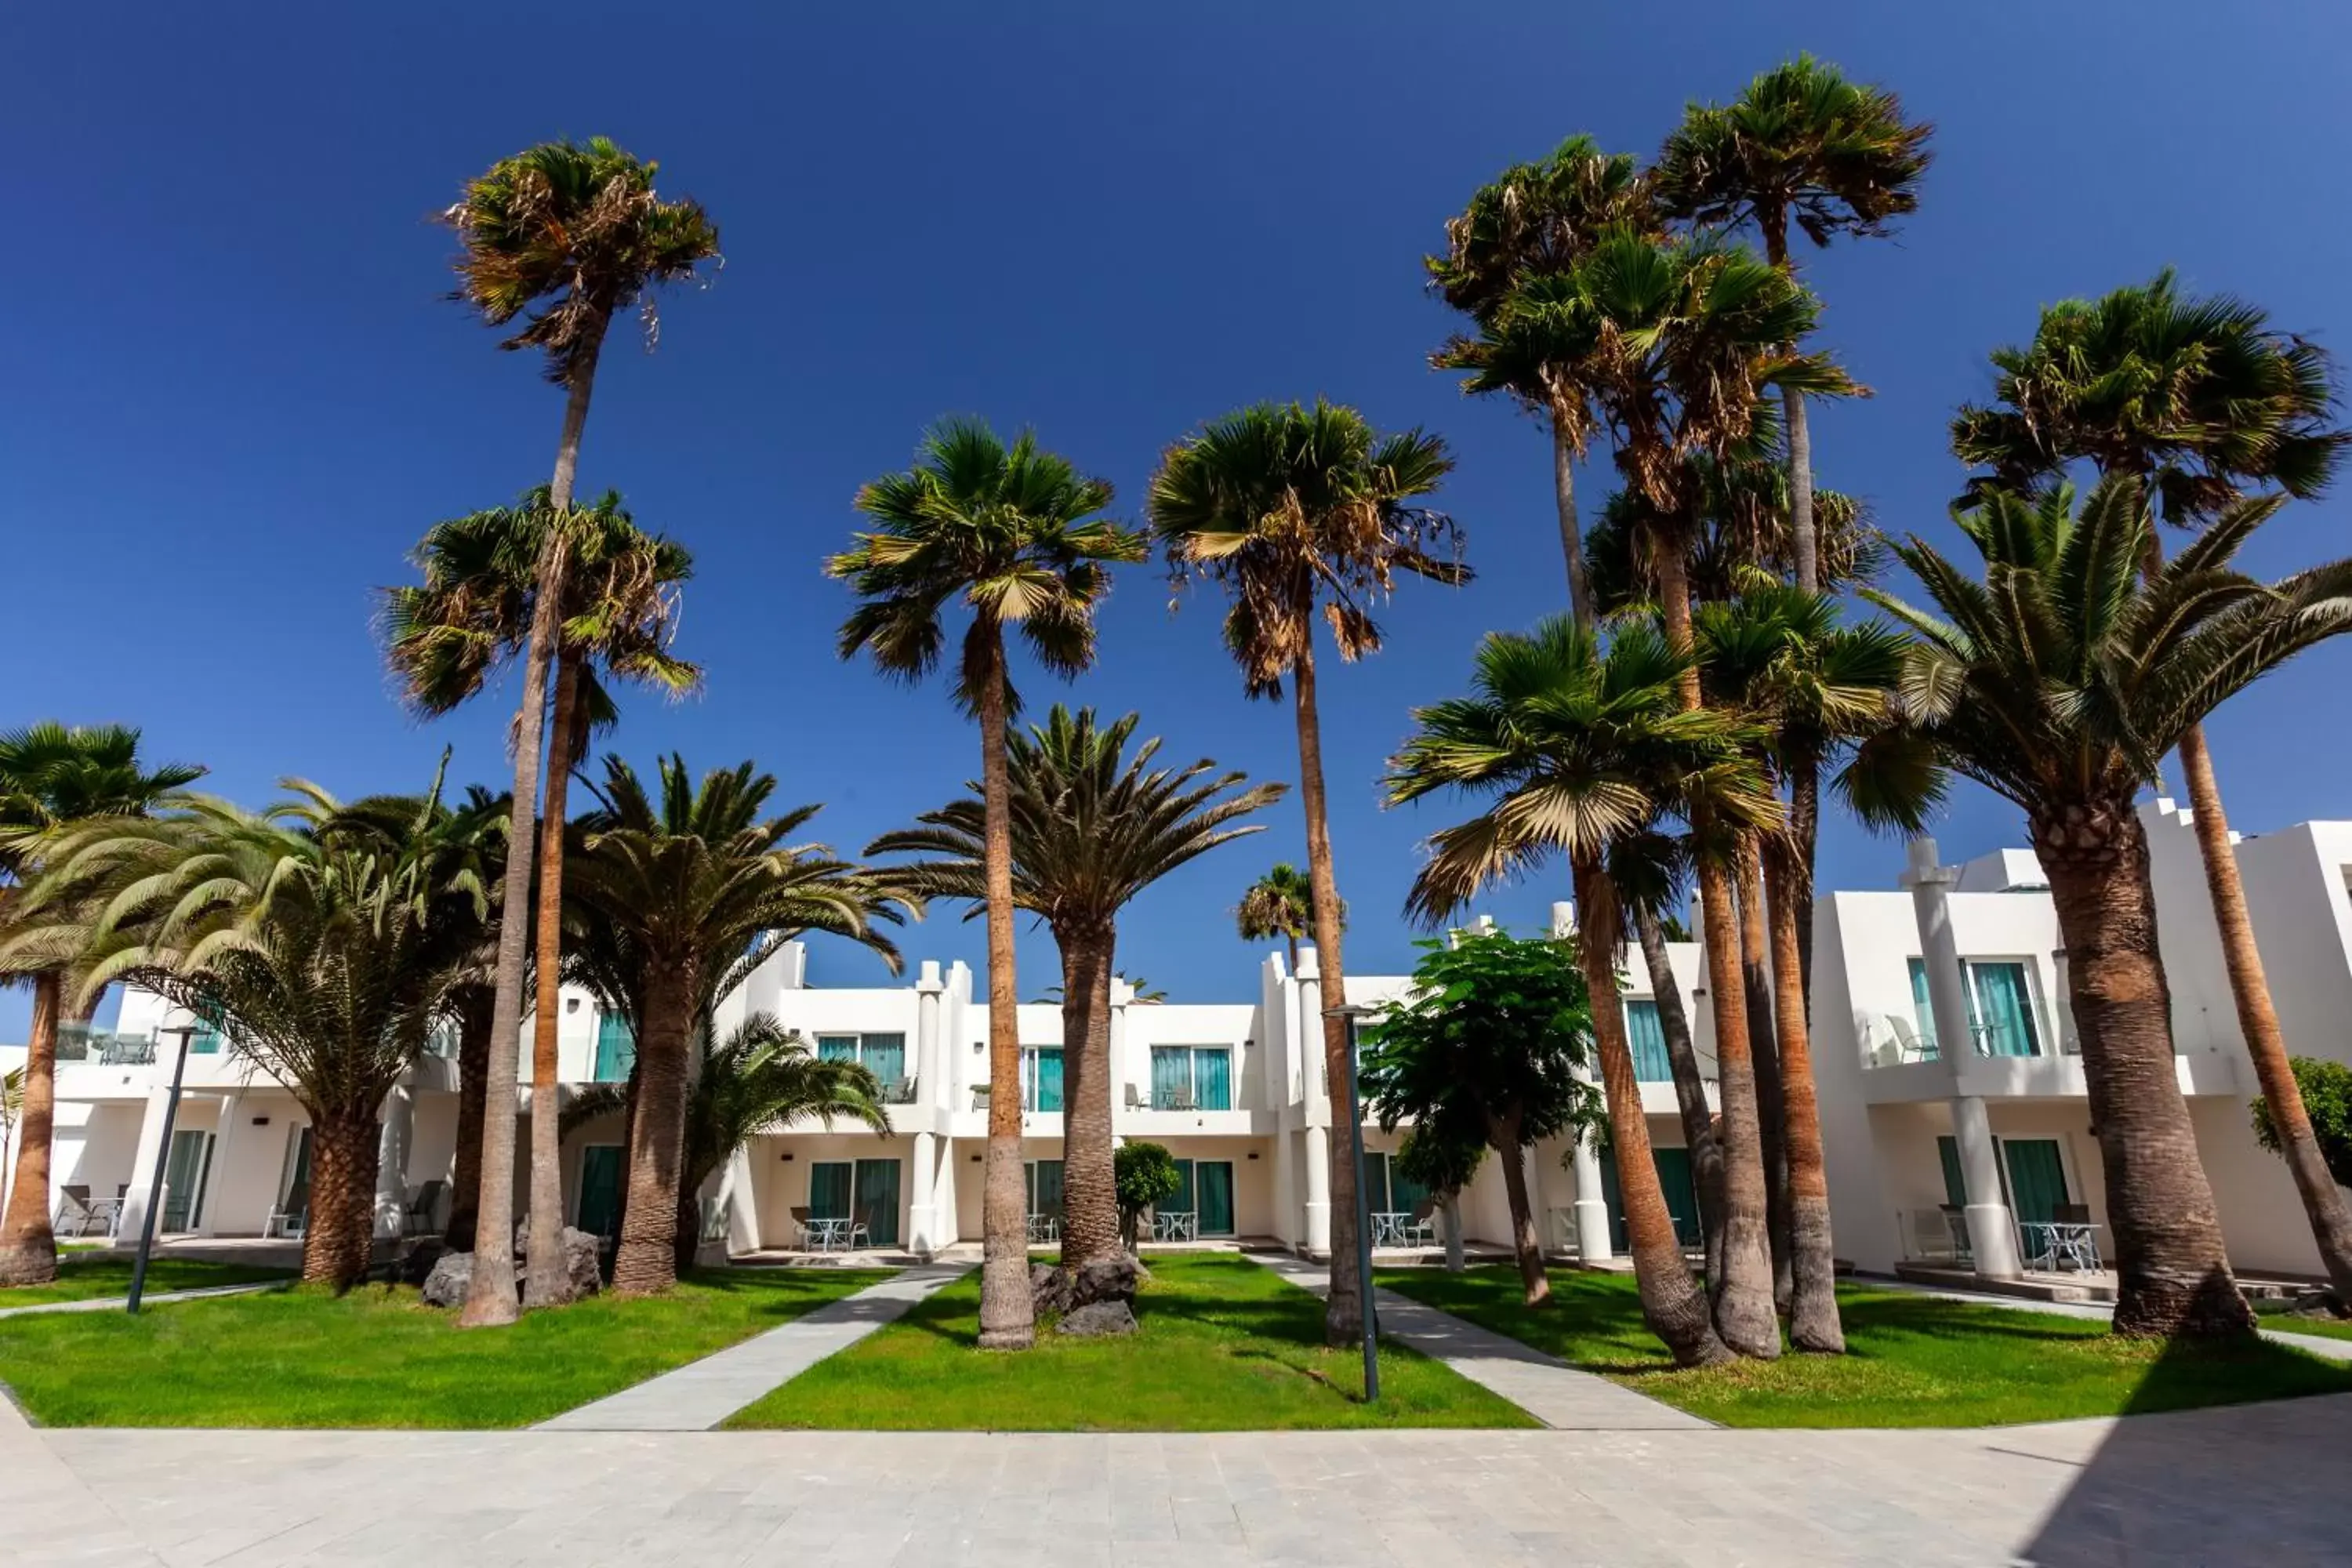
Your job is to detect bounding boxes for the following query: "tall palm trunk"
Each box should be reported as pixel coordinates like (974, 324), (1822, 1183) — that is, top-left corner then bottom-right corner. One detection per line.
(1057, 920), (1120, 1267)
(0, 973), (64, 1286)
(1487, 1108), (1548, 1305)
(973, 623), (1036, 1349)
(1573, 862), (1731, 1367)
(1292, 646), (1363, 1345)
(523, 655), (583, 1305)
(2035, 801), (2254, 1338)
(613, 966), (693, 1295)
(445, 984), (495, 1251)
(1760, 216), (1820, 601)
(463, 318), (606, 1327)
(1657, 546), (1779, 1358)
(1737, 844), (1793, 1312)
(1788, 763), (1821, 1009)
(1548, 393), (1594, 628)
(1633, 907), (1725, 1287)
(304, 1103), (383, 1291)
(1766, 843), (1844, 1352)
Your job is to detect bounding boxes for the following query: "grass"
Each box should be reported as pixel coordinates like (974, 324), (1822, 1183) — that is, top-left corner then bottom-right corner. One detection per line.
(0, 1265), (891, 1428)
(728, 1253), (1534, 1431)
(2256, 1300), (2352, 1343)
(1380, 1265), (2352, 1428)
(0, 1254), (292, 1308)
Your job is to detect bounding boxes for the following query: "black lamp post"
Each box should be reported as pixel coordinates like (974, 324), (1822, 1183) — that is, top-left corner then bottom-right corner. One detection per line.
(127, 1023), (197, 1316)
(1323, 1000), (1378, 1403)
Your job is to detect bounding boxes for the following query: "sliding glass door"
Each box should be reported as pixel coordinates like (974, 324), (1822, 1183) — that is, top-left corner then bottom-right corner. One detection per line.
(811, 1157), (902, 1247)
(1169, 1159), (1236, 1236)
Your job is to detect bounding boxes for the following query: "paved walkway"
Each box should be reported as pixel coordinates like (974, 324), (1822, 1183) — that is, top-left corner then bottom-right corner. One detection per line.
(1249, 1253), (1707, 1430)
(0, 1281), (286, 1319)
(535, 1265), (968, 1432)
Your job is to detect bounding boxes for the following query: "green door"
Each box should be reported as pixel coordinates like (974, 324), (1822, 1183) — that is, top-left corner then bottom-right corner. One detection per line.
(1027, 1160), (1065, 1220)
(1936, 1136), (1969, 1206)
(854, 1158), (901, 1247)
(576, 1145), (624, 1239)
(2002, 1138), (2069, 1225)
(162, 1130), (213, 1232)
(1600, 1145), (1701, 1250)
(1194, 1160), (1236, 1236)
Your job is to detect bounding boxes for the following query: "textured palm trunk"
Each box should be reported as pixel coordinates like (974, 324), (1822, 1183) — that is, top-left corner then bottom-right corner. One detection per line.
(523, 655), (583, 1308)
(1292, 647), (1363, 1345)
(1761, 213), (1820, 601)
(464, 321), (604, 1327)
(2034, 801), (2255, 1338)
(2173, 727), (2352, 1298)
(444, 985), (495, 1252)
(613, 966), (693, 1296)
(0, 972), (64, 1287)
(1633, 906), (1725, 1287)
(303, 1107), (383, 1291)
(1057, 921), (1120, 1268)
(1737, 844), (1793, 1313)
(1573, 861), (1731, 1367)
(1766, 844), (1844, 1352)
(1548, 394), (1594, 629)
(1789, 761), (1821, 1012)
(1487, 1109), (1549, 1305)
(973, 624), (1036, 1349)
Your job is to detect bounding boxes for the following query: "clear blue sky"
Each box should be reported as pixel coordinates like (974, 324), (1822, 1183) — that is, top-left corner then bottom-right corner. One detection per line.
(8, 1), (2351, 1033)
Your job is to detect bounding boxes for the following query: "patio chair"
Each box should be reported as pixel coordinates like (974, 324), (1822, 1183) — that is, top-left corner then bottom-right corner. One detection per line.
(882, 1076), (914, 1105)
(266, 1203), (308, 1239)
(971, 1085), (990, 1111)
(54, 1185), (95, 1238)
(1123, 1083), (1145, 1111)
(789, 1205), (818, 1250)
(402, 1180), (446, 1237)
(846, 1203), (875, 1251)
(1402, 1199), (1439, 1247)
(2050, 1203), (2100, 1271)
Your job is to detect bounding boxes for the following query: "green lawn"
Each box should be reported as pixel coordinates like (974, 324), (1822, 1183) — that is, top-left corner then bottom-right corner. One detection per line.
(729, 1253), (1534, 1431)
(2256, 1302), (2352, 1344)
(0, 1266), (891, 1428)
(0, 1254), (292, 1308)
(1380, 1265), (2352, 1428)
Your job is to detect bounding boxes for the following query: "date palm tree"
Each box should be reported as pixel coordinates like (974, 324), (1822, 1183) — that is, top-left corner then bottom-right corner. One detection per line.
(829, 419), (1144, 1349)
(441, 136), (718, 1327)
(1868, 477), (2352, 1336)
(1428, 136), (1653, 624)
(1150, 398), (1468, 1346)
(383, 487), (699, 1305)
(564, 754), (907, 1294)
(1388, 616), (1780, 1365)
(869, 706), (1281, 1268)
(1951, 274), (2352, 1301)
(1655, 53), (1933, 596)
(0, 724), (201, 1287)
(1234, 862), (1323, 971)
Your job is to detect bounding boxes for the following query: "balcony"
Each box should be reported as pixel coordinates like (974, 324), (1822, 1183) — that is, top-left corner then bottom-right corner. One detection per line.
(56, 1026), (158, 1066)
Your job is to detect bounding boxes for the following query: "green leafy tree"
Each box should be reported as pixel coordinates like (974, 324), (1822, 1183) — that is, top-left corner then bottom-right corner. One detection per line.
(1867, 477), (2352, 1336)
(1114, 1141), (1183, 1253)
(868, 706), (1279, 1269)
(829, 419), (1145, 1350)
(1234, 862), (1330, 972)
(1150, 397), (1468, 1348)
(1360, 931), (1602, 1305)
(2254, 1059), (2352, 1192)
(1395, 1121), (1484, 1272)
(441, 136), (719, 1327)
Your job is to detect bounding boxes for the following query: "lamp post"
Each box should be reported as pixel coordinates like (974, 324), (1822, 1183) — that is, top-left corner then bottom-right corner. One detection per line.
(1323, 1000), (1379, 1403)
(128, 1023), (197, 1316)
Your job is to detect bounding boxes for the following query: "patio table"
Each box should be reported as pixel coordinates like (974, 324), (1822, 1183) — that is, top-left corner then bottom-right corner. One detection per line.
(1370, 1210), (1411, 1246)
(2017, 1220), (2103, 1272)
(804, 1216), (855, 1253)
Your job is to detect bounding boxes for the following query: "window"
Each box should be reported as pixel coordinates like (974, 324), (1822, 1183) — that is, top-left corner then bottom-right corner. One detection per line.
(1907, 958), (1940, 1058)
(1170, 1158), (1236, 1236)
(1021, 1047), (1062, 1112)
(817, 1033), (909, 1091)
(1624, 1000), (1671, 1082)
(809, 1157), (901, 1247)
(1025, 1159), (1064, 1219)
(593, 1014), (636, 1082)
(1361, 1152), (1431, 1219)
(1149, 1046), (1232, 1110)
(1908, 958), (2043, 1059)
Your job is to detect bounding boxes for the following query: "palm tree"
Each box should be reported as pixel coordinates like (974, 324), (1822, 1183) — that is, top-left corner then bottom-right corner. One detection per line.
(1388, 616), (1780, 1365)
(0, 724), (201, 1287)
(9, 780), (497, 1288)
(1868, 477), (2352, 1336)
(1655, 53), (1933, 595)
(441, 137), (718, 1327)
(564, 755), (907, 1295)
(1951, 274), (2352, 1302)
(1150, 398), (1468, 1345)
(1234, 863), (1332, 971)
(383, 487), (699, 1305)
(1428, 136), (1653, 625)
(869, 706), (1281, 1268)
(829, 419), (1142, 1348)
(563, 1014), (889, 1273)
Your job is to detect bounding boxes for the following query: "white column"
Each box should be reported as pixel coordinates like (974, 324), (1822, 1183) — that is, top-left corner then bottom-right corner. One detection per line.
(1569, 1133), (1612, 1261)
(196, 1093), (241, 1237)
(2051, 948), (2079, 1053)
(1297, 948), (1327, 1124)
(1109, 976), (1132, 1123)
(909, 964), (946, 1250)
(908, 1131), (939, 1258)
(116, 1059), (179, 1242)
(723, 1144), (760, 1255)
(1302, 1124), (1331, 1258)
(374, 1080), (415, 1239)
(1950, 1094), (2021, 1279)
(1900, 837), (1975, 1071)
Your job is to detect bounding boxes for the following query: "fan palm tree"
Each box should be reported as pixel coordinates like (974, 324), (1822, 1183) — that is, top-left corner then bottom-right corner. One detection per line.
(0, 724), (201, 1287)
(564, 754), (907, 1295)
(1656, 54), (1933, 596)
(1234, 863), (1334, 971)
(1867, 477), (2352, 1336)
(6, 779), (498, 1288)
(1428, 136), (1654, 625)
(869, 706), (1281, 1268)
(563, 1014), (889, 1273)
(383, 487), (699, 1305)
(1150, 397), (1468, 1345)
(828, 419), (1143, 1350)
(1388, 616), (1782, 1365)
(441, 136), (718, 1327)
(1951, 274), (2352, 1301)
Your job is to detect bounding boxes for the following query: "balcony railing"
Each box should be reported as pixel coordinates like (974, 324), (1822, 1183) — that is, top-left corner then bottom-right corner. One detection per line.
(56, 1026), (158, 1065)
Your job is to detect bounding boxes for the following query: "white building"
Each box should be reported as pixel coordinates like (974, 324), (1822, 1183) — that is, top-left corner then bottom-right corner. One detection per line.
(14, 795), (2350, 1287)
